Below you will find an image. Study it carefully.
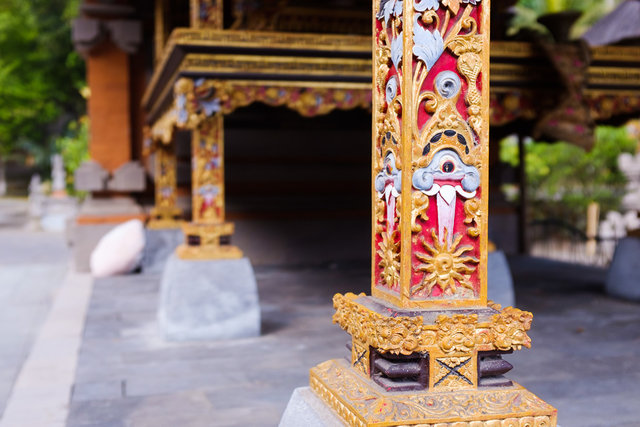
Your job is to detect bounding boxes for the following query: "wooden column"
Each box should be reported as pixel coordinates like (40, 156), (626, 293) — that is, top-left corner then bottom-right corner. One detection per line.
(190, 0), (223, 29)
(176, 114), (242, 260)
(148, 140), (182, 229)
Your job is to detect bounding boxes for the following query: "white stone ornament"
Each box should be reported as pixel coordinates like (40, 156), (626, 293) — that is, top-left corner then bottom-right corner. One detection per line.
(90, 219), (146, 278)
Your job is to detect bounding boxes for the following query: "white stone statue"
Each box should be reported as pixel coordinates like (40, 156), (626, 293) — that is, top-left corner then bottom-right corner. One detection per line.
(619, 152), (640, 212)
(28, 174), (44, 220)
(51, 154), (67, 196)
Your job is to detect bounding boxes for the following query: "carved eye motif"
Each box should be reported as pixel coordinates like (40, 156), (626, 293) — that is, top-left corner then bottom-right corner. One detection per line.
(386, 76), (398, 105)
(439, 154), (458, 174)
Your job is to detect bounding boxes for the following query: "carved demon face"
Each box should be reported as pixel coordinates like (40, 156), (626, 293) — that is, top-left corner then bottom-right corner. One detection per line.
(413, 149), (480, 244)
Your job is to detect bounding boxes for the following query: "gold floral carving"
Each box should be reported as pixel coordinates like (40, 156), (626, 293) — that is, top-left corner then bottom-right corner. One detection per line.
(464, 199), (482, 237)
(411, 192), (430, 233)
(491, 307), (534, 352)
(436, 314), (478, 354)
(332, 293), (534, 357)
(310, 359), (558, 426)
(173, 78), (372, 132)
(377, 231), (401, 290)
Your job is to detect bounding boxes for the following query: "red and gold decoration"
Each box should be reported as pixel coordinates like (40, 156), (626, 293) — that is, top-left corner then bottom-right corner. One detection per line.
(310, 1), (557, 425)
(148, 141), (182, 230)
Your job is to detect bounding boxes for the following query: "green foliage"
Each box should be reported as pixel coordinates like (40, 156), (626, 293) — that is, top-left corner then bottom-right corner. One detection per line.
(0, 0), (85, 161)
(500, 125), (638, 227)
(508, 0), (624, 39)
(55, 116), (89, 192)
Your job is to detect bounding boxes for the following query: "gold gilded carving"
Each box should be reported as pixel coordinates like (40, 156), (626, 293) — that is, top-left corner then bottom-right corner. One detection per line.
(149, 143), (182, 229)
(333, 293), (434, 356)
(351, 339), (371, 377)
(464, 199), (482, 237)
(332, 293), (533, 357)
(310, 359), (558, 426)
(413, 232), (479, 298)
(170, 78), (372, 132)
(432, 356), (475, 390)
(411, 191), (430, 233)
(491, 307), (534, 352)
(436, 314), (477, 355)
(377, 231), (401, 290)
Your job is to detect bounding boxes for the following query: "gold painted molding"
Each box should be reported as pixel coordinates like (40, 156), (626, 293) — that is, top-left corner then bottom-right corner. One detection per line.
(333, 293), (533, 357)
(310, 359), (557, 427)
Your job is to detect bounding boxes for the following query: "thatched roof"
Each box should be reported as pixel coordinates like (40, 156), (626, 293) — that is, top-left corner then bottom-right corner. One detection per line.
(583, 0), (640, 46)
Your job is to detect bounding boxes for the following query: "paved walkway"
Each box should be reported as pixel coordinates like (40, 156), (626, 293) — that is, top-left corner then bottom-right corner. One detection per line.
(1, 197), (639, 427)
(67, 257), (640, 427)
(0, 199), (72, 419)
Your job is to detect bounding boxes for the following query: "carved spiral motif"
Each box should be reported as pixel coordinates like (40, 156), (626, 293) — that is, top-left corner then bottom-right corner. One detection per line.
(386, 76), (398, 105)
(435, 71), (461, 99)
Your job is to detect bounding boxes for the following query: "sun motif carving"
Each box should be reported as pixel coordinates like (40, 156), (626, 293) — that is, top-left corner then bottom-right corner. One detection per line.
(377, 231), (401, 289)
(413, 230), (479, 297)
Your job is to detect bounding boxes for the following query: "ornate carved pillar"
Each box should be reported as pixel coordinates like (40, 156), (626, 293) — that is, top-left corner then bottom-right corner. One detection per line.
(176, 113), (242, 260)
(190, 0), (223, 29)
(148, 140), (182, 229)
(307, 1), (557, 425)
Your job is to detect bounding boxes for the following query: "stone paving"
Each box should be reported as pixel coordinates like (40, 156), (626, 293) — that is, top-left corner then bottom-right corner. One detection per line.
(66, 256), (640, 427)
(1, 196), (639, 427)
(0, 199), (70, 417)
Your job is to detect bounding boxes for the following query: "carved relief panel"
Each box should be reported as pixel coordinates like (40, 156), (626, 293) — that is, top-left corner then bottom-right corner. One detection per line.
(372, 0), (490, 308)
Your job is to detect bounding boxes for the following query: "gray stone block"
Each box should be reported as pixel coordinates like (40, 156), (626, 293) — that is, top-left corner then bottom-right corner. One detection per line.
(158, 255), (261, 341)
(107, 162), (146, 192)
(488, 250), (516, 308)
(279, 387), (344, 427)
(74, 161), (108, 192)
(606, 237), (640, 301)
(141, 228), (183, 274)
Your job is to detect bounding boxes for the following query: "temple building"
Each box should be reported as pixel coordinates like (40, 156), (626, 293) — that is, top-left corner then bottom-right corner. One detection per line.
(69, 0), (640, 267)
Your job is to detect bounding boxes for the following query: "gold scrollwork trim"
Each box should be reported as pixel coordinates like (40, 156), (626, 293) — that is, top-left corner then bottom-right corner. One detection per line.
(332, 293), (533, 356)
(310, 359), (557, 427)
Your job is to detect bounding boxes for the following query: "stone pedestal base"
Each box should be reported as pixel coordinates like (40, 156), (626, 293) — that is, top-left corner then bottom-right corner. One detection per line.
(141, 228), (183, 274)
(488, 250), (516, 308)
(306, 359), (557, 427)
(158, 255), (260, 341)
(606, 237), (640, 301)
(279, 387), (344, 427)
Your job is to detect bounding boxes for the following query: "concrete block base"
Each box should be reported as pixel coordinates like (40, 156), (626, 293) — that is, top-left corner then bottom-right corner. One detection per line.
(279, 387), (344, 427)
(488, 250), (516, 308)
(141, 228), (183, 274)
(158, 255), (261, 341)
(606, 237), (640, 301)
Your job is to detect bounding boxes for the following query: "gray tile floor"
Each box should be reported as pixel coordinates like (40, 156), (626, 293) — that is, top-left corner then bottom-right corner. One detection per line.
(0, 199), (70, 417)
(66, 256), (640, 427)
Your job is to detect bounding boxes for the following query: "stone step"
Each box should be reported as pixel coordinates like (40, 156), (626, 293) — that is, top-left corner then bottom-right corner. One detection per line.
(373, 358), (421, 378)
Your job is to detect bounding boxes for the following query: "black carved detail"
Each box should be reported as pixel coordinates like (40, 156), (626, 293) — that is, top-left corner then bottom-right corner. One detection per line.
(187, 235), (201, 246)
(430, 132), (443, 143)
(478, 350), (514, 388)
(371, 350), (429, 392)
(423, 144), (431, 156)
(466, 146), (470, 155)
(444, 129), (457, 137)
(457, 133), (468, 146)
